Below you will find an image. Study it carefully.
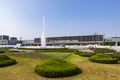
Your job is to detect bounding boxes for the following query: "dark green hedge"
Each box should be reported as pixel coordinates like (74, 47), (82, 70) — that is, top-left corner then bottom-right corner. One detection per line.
(74, 51), (94, 57)
(0, 49), (5, 53)
(110, 53), (120, 61)
(74, 50), (80, 54)
(101, 42), (120, 46)
(89, 54), (117, 64)
(79, 52), (95, 57)
(94, 48), (116, 53)
(0, 48), (9, 53)
(36, 48), (76, 52)
(0, 55), (10, 59)
(0, 55), (17, 67)
(100, 42), (115, 46)
(0, 50), (5, 53)
(6, 49), (19, 53)
(0, 48), (19, 53)
(20, 48), (76, 52)
(35, 58), (81, 78)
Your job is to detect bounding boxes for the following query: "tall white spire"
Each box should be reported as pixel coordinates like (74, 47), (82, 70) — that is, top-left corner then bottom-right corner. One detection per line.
(41, 16), (46, 48)
(42, 16), (45, 36)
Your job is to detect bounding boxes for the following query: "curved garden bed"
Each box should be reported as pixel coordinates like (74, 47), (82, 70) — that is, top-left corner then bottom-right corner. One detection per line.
(89, 53), (117, 64)
(0, 55), (17, 67)
(35, 58), (81, 78)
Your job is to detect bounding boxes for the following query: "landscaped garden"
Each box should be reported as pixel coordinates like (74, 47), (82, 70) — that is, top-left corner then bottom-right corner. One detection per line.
(0, 48), (120, 80)
(0, 55), (17, 67)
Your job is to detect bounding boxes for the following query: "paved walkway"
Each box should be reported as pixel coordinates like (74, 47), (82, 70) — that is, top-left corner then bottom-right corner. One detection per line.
(11, 49), (35, 53)
(78, 49), (94, 53)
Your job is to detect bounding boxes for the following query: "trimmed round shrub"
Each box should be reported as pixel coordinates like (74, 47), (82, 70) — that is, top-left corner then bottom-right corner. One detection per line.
(79, 52), (95, 57)
(89, 54), (117, 64)
(35, 58), (80, 78)
(0, 55), (17, 67)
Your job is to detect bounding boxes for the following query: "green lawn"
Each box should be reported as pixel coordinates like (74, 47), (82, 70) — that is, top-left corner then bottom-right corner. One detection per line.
(39, 52), (71, 59)
(0, 52), (120, 80)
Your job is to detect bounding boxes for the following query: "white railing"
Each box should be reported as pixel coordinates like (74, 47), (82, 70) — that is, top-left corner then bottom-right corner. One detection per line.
(0, 44), (120, 52)
(0, 45), (16, 48)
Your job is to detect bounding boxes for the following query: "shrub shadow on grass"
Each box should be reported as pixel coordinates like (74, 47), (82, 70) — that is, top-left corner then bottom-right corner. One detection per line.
(0, 61), (17, 68)
(35, 67), (82, 78)
(70, 67), (82, 77)
(58, 68), (82, 78)
(42, 68), (83, 78)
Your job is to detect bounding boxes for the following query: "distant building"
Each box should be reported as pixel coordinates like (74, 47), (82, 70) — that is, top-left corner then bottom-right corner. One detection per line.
(0, 35), (9, 40)
(22, 40), (35, 46)
(34, 34), (104, 46)
(105, 37), (120, 42)
(0, 40), (9, 45)
(34, 38), (41, 44)
(104, 37), (120, 46)
(0, 35), (9, 45)
(9, 37), (17, 45)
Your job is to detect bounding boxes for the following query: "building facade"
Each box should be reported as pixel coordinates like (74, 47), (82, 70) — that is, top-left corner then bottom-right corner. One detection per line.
(0, 35), (9, 40)
(9, 37), (17, 45)
(104, 37), (120, 46)
(22, 40), (36, 46)
(0, 35), (9, 45)
(105, 37), (120, 42)
(34, 34), (104, 46)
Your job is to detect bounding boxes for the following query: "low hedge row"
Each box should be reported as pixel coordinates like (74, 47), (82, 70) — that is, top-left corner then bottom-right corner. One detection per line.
(0, 48), (9, 53)
(0, 55), (17, 67)
(0, 55), (10, 59)
(0, 59), (17, 67)
(37, 48), (76, 52)
(0, 51), (5, 53)
(20, 48), (76, 52)
(0, 48), (19, 53)
(35, 58), (80, 78)
(89, 54), (117, 64)
(6, 49), (19, 53)
(74, 50), (94, 57)
(94, 48), (116, 53)
(110, 53), (120, 61)
(74, 50), (80, 54)
(79, 52), (95, 57)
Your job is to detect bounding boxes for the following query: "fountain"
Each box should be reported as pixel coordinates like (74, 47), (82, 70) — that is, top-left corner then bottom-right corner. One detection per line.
(41, 16), (46, 48)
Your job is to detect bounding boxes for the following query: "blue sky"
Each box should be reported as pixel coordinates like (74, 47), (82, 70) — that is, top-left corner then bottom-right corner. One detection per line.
(0, 0), (120, 39)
